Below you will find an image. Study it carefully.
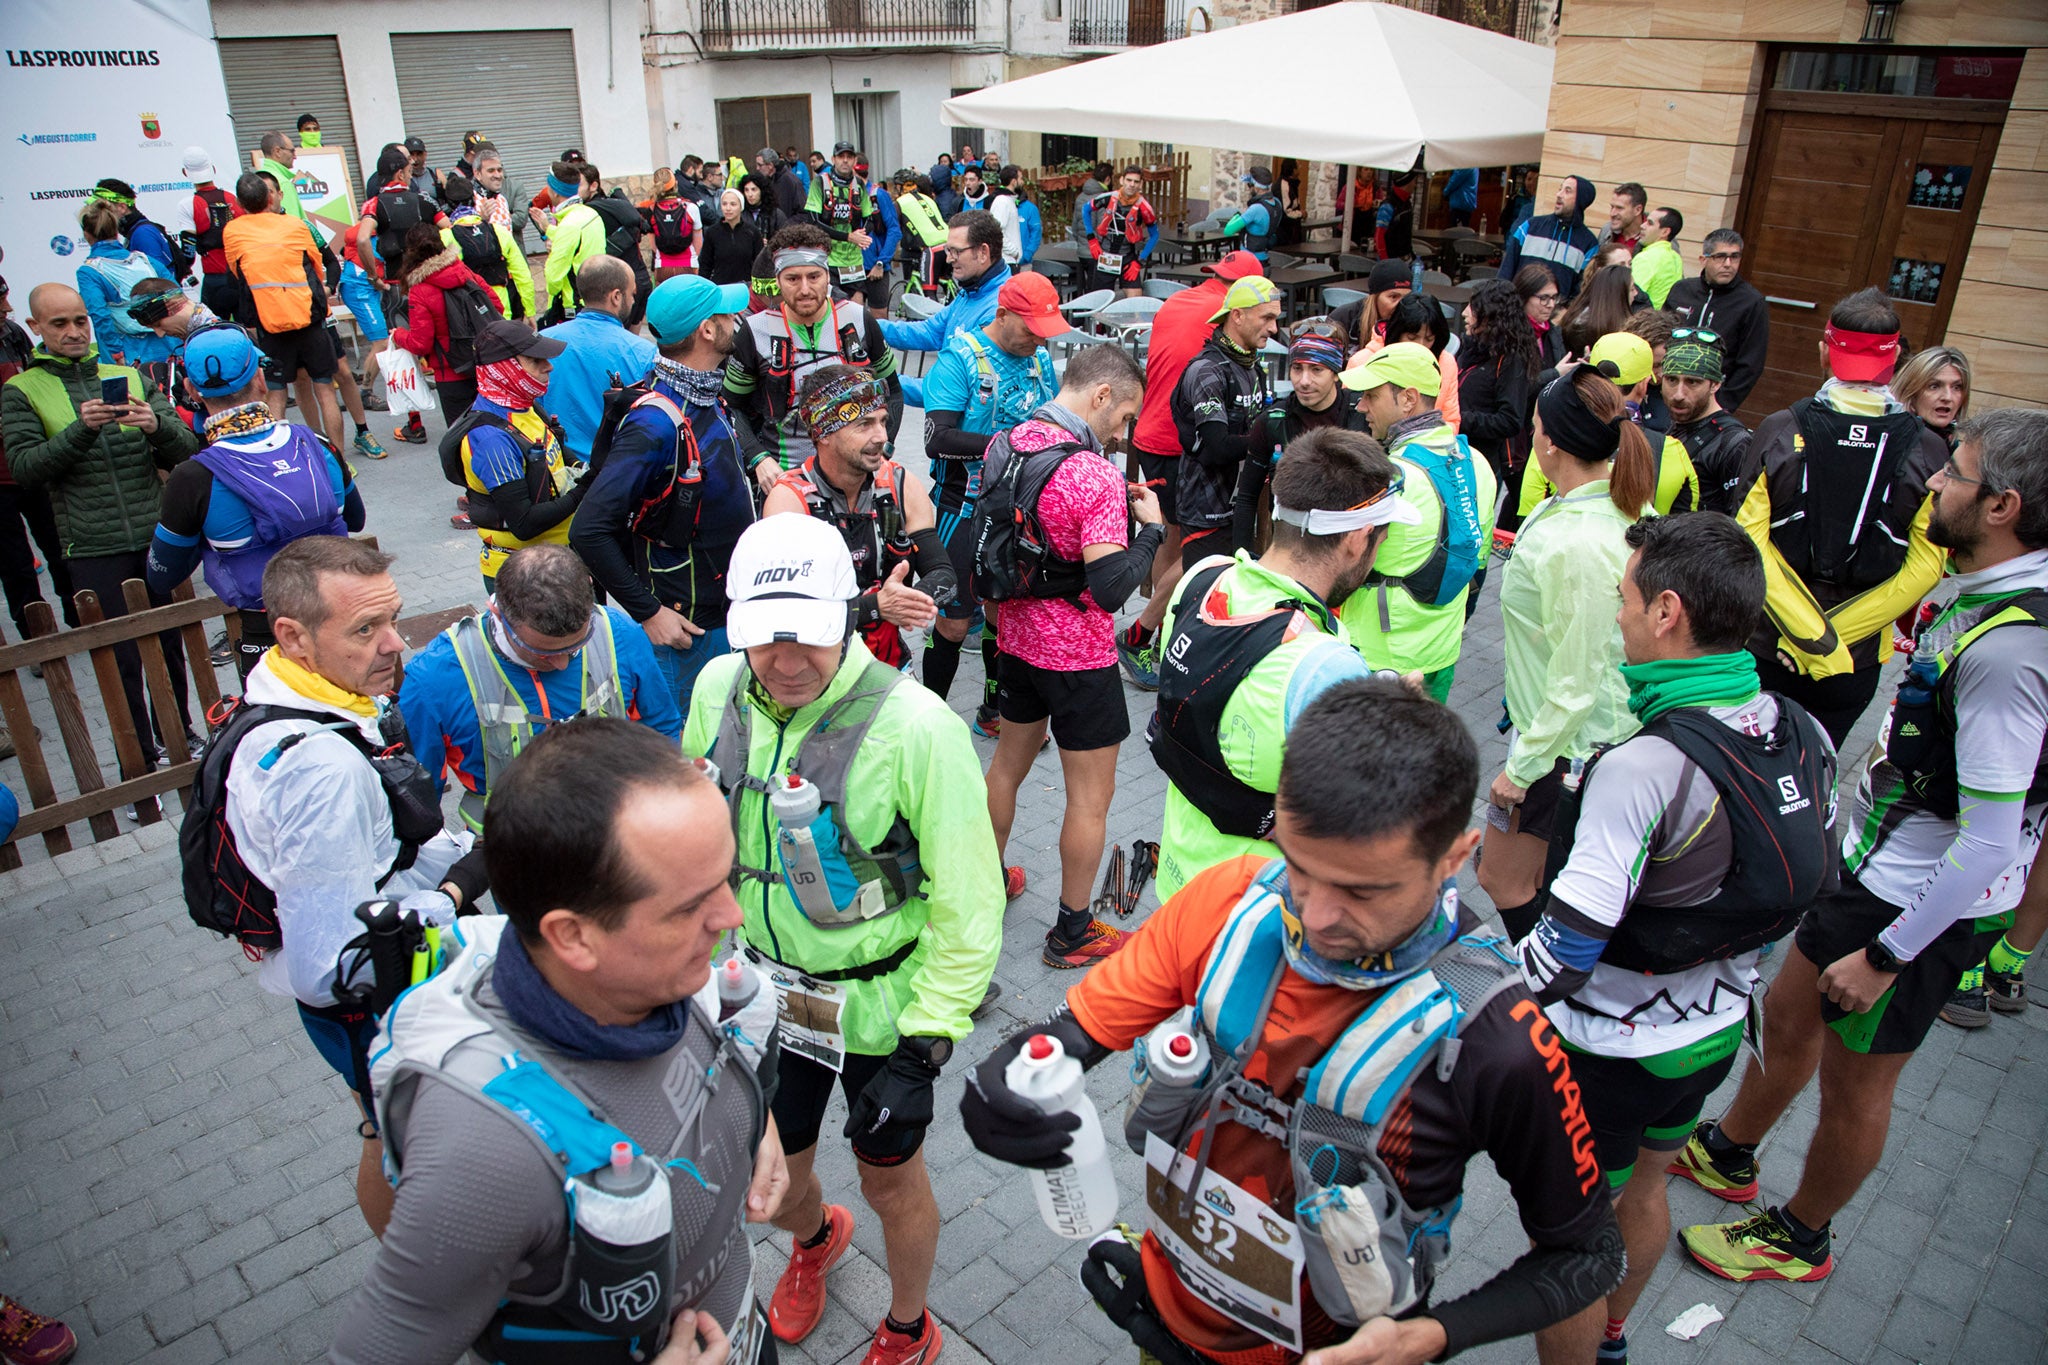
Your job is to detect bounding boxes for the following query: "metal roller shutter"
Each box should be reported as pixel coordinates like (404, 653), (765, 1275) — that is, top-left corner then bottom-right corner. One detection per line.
(391, 30), (586, 215)
(218, 37), (363, 193)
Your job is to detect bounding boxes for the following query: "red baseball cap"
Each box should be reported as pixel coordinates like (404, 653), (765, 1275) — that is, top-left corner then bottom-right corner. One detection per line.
(999, 272), (1068, 339)
(1202, 250), (1265, 281)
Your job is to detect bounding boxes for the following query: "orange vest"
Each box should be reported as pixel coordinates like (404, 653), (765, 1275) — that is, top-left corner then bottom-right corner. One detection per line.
(222, 214), (323, 332)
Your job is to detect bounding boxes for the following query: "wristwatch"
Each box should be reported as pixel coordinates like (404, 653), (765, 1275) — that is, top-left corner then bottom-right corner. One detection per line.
(899, 1035), (953, 1069)
(1863, 939), (1905, 974)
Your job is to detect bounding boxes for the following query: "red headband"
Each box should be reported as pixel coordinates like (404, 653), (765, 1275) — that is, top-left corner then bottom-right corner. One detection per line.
(1823, 322), (1901, 383)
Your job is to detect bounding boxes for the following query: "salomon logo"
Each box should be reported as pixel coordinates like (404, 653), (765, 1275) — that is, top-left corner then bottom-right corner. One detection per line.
(579, 1271), (663, 1324)
(1777, 774), (1811, 816)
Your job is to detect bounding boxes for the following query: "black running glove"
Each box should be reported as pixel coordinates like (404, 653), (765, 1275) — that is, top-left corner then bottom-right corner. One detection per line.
(843, 1041), (940, 1165)
(961, 1008), (1108, 1170)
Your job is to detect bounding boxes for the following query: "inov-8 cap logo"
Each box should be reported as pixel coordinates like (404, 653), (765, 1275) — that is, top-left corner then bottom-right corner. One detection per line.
(754, 560), (816, 586)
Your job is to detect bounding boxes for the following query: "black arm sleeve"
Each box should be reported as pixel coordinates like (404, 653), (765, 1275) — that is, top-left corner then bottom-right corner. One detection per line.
(568, 416), (670, 621)
(924, 409), (992, 462)
(1083, 524), (1164, 614)
(908, 527), (957, 607)
(1430, 1211), (1625, 1357)
(884, 375), (905, 443)
(1191, 419), (1252, 469)
(1232, 422), (1276, 553)
(484, 473), (588, 544)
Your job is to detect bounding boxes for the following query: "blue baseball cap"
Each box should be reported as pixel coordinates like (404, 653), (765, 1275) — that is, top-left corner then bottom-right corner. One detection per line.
(645, 275), (749, 347)
(186, 327), (262, 397)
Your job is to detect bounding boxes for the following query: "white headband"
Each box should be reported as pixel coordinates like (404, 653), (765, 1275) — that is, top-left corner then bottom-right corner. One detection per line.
(1272, 495), (1410, 534)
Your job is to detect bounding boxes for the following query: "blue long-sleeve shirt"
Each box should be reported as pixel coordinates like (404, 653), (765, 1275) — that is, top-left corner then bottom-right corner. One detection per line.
(76, 242), (177, 368)
(397, 604), (680, 803)
(864, 185), (902, 272)
(877, 262), (1010, 355)
(1446, 169), (1479, 213)
(538, 309), (659, 459)
(1018, 201), (1043, 264)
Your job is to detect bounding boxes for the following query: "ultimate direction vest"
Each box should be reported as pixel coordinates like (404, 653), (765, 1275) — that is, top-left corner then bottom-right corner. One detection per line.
(1147, 559), (1337, 839)
(707, 656), (925, 937)
(897, 192), (947, 248)
(1540, 698), (1836, 974)
(191, 426), (347, 609)
(1876, 590), (2048, 828)
(444, 611), (626, 833)
(1127, 860), (1521, 1338)
(371, 915), (772, 1365)
(1243, 192), (1282, 257)
(1366, 427), (1486, 620)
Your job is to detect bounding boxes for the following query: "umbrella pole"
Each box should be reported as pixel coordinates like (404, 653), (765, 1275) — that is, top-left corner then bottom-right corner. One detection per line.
(1341, 165), (1356, 253)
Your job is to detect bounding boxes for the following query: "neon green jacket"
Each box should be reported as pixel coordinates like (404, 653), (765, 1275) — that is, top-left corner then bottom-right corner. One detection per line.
(440, 214), (533, 320)
(1340, 420), (1498, 676)
(1631, 239), (1683, 309)
(1499, 480), (1640, 787)
(544, 203), (606, 312)
(683, 641), (1003, 1054)
(1157, 553), (1371, 900)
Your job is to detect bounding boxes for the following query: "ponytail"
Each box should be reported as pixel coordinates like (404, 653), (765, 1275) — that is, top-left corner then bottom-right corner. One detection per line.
(1610, 420), (1655, 518)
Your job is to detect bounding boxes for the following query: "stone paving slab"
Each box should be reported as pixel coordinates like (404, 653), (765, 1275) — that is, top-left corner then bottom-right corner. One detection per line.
(3, 394), (2047, 1362)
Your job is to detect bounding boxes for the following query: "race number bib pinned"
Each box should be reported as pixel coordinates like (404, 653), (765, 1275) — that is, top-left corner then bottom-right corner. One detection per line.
(1144, 1133), (1304, 1350)
(1099, 251), (1125, 276)
(750, 950), (848, 1074)
(839, 267), (868, 287)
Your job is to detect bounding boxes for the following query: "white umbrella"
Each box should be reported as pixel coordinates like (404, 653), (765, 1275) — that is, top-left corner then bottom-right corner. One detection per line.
(941, 1), (1554, 172)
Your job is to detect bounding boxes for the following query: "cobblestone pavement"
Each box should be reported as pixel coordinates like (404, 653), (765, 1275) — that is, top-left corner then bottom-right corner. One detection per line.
(2, 392), (2046, 1364)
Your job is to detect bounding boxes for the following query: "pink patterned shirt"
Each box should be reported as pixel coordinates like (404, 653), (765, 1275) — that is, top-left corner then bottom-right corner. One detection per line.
(998, 415), (1130, 671)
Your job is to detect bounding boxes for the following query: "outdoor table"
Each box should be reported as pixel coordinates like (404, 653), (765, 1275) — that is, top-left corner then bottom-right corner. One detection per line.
(1032, 241), (1082, 265)
(1268, 263), (1338, 317)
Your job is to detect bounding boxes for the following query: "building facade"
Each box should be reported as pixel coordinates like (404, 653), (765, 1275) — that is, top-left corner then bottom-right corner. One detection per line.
(1540, 0), (2046, 412)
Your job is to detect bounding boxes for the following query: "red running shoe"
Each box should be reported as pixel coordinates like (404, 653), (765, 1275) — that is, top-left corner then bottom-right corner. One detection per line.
(1004, 866), (1027, 900)
(861, 1310), (944, 1365)
(0, 1295), (77, 1365)
(769, 1203), (855, 1343)
(1043, 918), (1129, 969)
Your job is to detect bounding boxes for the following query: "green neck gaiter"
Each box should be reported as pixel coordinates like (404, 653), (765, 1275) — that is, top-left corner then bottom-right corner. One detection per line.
(1620, 650), (1761, 723)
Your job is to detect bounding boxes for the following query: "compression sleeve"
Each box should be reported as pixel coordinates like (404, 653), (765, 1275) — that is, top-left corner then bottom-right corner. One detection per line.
(342, 480), (367, 533)
(909, 527), (957, 606)
(1432, 1214), (1627, 1358)
(1232, 423), (1276, 553)
(924, 409), (992, 462)
(1083, 524), (1163, 614)
(1190, 420), (1252, 469)
(146, 461), (212, 595)
(483, 468), (587, 543)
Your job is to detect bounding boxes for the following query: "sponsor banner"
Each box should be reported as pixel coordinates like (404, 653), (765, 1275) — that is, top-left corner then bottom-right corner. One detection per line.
(0, 0), (237, 305)
(285, 148), (359, 249)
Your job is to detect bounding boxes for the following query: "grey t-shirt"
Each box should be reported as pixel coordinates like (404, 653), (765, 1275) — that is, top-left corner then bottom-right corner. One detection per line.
(330, 978), (765, 1365)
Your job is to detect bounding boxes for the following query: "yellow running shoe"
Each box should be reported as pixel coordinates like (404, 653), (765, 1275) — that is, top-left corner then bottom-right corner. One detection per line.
(1665, 1122), (1759, 1202)
(1680, 1206), (1833, 1283)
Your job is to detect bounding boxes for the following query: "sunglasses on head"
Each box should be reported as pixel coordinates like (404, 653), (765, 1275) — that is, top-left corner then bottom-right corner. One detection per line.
(1671, 327), (1722, 345)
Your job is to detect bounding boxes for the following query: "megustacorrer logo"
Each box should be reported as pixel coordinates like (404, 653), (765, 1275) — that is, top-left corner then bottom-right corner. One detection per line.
(139, 112), (161, 140)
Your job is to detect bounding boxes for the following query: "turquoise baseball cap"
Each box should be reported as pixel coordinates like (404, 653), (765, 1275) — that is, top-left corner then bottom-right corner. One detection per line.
(186, 326), (261, 397)
(646, 275), (749, 346)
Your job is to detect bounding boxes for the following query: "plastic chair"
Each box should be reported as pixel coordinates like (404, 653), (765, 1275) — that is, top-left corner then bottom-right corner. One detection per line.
(1420, 270), (1454, 288)
(1062, 288), (1115, 321)
(1452, 238), (1498, 282)
(1323, 286), (1366, 312)
(1143, 278), (1189, 299)
(1266, 251), (1301, 270)
(1337, 253), (1377, 275)
(1441, 226), (1477, 241)
(897, 293), (945, 322)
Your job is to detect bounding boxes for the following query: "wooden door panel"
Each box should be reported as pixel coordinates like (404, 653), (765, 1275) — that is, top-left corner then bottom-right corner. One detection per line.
(1768, 125), (1893, 185)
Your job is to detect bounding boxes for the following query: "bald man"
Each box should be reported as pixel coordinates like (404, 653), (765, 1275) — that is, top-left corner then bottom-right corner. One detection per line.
(2, 283), (200, 789)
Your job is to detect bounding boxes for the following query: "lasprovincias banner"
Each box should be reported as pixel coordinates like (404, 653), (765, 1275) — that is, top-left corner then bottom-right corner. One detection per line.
(0, 0), (238, 305)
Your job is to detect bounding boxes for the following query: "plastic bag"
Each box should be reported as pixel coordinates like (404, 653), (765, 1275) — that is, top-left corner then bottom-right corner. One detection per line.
(375, 348), (431, 415)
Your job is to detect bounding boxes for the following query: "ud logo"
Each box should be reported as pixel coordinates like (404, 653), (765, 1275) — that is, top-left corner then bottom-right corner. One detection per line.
(579, 1270), (663, 1324)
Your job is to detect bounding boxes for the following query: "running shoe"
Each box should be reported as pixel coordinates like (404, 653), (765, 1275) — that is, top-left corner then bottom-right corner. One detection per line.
(971, 712), (1001, 740)
(0, 1294), (77, 1365)
(392, 421), (428, 445)
(973, 980), (1002, 1018)
(1987, 967), (2027, 1013)
(1666, 1122), (1759, 1202)
(1595, 1336), (1628, 1365)
(769, 1203), (855, 1343)
(353, 429), (388, 459)
(1004, 866), (1027, 900)
(1044, 919), (1129, 969)
(1117, 636), (1160, 691)
(207, 630), (234, 667)
(451, 512), (474, 530)
(1679, 1206), (1833, 1283)
(860, 1310), (943, 1365)
(1940, 984), (1991, 1029)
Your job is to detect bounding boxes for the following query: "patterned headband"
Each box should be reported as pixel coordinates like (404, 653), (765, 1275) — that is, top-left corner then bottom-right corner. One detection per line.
(801, 371), (886, 437)
(775, 248), (832, 274)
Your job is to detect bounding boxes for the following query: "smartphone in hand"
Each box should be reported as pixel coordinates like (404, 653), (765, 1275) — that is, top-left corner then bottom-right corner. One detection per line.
(101, 376), (128, 407)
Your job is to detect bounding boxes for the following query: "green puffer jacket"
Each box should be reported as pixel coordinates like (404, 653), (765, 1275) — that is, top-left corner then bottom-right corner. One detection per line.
(0, 345), (198, 557)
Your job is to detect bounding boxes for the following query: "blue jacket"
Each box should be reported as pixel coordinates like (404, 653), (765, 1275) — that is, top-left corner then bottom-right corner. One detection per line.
(877, 261), (1010, 355)
(539, 308), (659, 458)
(1018, 201), (1043, 265)
(76, 242), (176, 367)
(1498, 174), (1599, 302)
(126, 217), (180, 277)
(397, 604), (680, 803)
(864, 185), (902, 272)
(929, 161), (955, 193)
(1445, 169), (1479, 213)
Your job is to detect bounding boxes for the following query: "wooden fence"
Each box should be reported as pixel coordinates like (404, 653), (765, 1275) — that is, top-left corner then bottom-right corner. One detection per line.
(1023, 152), (1193, 241)
(0, 561), (472, 871)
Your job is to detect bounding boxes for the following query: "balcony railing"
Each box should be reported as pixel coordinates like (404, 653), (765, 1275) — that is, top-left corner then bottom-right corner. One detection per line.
(1067, 0), (1187, 47)
(701, 0), (978, 52)
(1290, 0), (1547, 42)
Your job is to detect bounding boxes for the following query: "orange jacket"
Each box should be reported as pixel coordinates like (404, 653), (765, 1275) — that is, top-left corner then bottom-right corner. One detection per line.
(222, 214), (325, 333)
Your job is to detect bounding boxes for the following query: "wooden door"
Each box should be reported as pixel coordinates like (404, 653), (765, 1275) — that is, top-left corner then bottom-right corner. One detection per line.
(1735, 95), (2003, 420)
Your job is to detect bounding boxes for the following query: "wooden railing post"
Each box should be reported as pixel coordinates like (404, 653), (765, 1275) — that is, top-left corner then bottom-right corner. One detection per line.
(0, 602), (69, 862)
